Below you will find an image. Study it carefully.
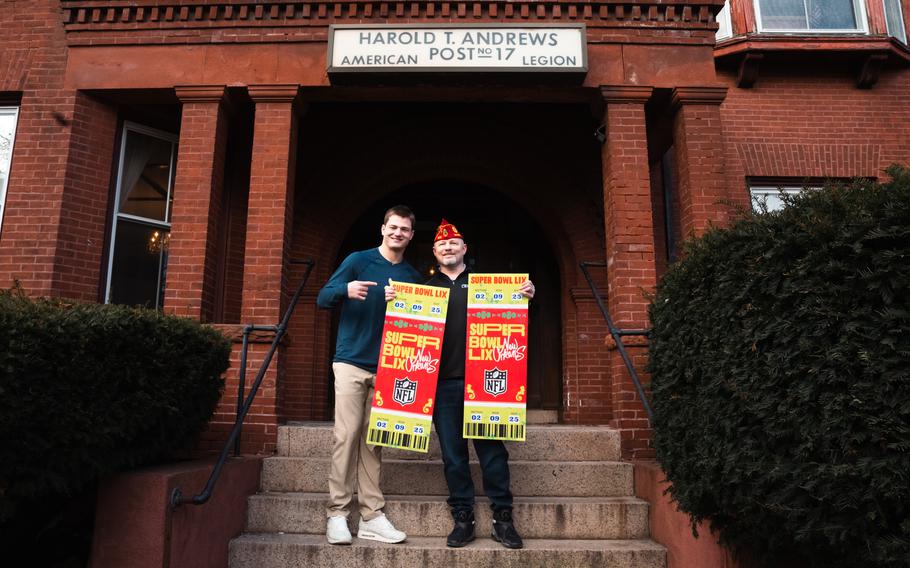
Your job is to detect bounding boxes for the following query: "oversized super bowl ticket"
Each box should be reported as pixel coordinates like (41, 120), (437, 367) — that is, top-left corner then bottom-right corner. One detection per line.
(367, 281), (449, 452)
(463, 273), (529, 442)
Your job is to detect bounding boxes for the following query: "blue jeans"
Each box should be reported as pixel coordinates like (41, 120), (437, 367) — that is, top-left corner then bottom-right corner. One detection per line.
(433, 378), (513, 516)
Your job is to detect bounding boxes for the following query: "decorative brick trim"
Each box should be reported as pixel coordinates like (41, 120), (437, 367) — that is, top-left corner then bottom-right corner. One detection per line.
(61, 1), (725, 37)
(670, 85), (727, 109)
(248, 84), (300, 102)
(599, 85), (653, 103)
(736, 142), (882, 179)
(174, 85), (227, 103)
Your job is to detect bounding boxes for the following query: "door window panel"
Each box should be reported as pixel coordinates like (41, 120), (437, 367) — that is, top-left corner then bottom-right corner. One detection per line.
(106, 123), (177, 308)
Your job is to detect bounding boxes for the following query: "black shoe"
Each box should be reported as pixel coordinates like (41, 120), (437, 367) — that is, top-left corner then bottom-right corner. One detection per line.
(446, 510), (475, 548)
(491, 509), (523, 549)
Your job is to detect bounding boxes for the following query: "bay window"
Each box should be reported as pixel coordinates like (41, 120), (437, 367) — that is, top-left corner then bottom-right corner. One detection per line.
(755, 0), (867, 33)
(884, 0), (908, 43)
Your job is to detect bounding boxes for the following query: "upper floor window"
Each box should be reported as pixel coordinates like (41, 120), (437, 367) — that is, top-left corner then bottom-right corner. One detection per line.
(755, 0), (867, 33)
(105, 122), (178, 308)
(0, 106), (19, 234)
(884, 0), (908, 43)
(717, 2), (734, 40)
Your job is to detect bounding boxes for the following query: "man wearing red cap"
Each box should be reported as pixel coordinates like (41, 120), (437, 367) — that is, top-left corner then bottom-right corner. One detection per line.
(387, 219), (534, 549)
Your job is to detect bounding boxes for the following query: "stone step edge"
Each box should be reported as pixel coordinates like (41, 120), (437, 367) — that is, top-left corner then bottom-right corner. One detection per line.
(264, 457), (632, 466)
(250, 492), (649, 505)
(232, 533), (666, 552)
(283, 421), (619, 431)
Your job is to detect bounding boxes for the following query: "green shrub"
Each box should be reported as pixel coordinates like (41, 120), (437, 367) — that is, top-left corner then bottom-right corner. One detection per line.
(0, 292), (229, 522)
(648, 167), (910, 567)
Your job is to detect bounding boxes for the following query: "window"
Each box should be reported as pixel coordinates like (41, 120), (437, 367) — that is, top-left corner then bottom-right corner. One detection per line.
(0, 106), (19, 233)
(750, 186), (813, 212)
(755, 0), (867, 32)
(106, 122), (178, 308)
(717, 2), (734, 40)
(884, 0), (908, 43)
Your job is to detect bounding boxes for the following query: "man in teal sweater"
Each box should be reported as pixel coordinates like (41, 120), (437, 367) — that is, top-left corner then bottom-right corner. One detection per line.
(317, 205), (422, 545)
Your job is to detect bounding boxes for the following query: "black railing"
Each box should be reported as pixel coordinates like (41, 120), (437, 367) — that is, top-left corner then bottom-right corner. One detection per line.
(579, 261), (653, 421)
(170, 258), (315, 508)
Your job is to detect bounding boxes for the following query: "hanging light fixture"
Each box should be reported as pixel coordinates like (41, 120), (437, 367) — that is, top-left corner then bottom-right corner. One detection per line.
(147, 230), (170, 254)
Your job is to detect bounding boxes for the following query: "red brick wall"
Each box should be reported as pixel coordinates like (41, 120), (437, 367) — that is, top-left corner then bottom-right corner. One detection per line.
(165, 90), (229, 322)
(0, 0), (118, 301)
(671, 88), (730, 239)
(52, 92), (118, 301)
(719, 66), (910, 198)
(600, 89), (659, 458)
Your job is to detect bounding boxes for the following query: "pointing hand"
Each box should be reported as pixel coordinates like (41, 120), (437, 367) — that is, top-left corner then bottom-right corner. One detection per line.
(348, 280), (378, 301)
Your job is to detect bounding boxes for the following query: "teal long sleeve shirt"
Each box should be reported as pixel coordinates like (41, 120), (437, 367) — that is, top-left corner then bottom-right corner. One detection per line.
(317, 248), (421, 372)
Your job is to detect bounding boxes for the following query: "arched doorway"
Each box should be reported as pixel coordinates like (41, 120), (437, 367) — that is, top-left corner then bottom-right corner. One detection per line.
(331, 179), (562, 412)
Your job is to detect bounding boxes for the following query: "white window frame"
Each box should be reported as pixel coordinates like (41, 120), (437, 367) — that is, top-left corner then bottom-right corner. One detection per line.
(716, 2), (734, 40)
(750, 185), (820, 212)
(753, 0), (869, 34)
(105, 121), (178, 307)
(884, 0), (908, 43)
(0, 106), (20, 235)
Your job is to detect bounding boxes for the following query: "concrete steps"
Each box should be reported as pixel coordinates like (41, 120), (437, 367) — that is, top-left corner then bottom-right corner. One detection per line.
(230, 534), (666, 568)
(246, 493), (651, 540)
(230, 422), (665, 568)
(261, 457), (634, 496)
(279, 421), (621, 461)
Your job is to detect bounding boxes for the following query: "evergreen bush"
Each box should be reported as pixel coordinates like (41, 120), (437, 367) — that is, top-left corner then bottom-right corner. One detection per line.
(0, 292), (229, 522)
(648, 167), (910, 567)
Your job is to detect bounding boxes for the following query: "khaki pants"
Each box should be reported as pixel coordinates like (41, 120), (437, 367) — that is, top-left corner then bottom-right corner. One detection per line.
(326, 362), (384, 520)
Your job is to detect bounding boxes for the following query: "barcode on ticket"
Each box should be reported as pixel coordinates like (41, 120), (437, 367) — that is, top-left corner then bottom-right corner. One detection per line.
(367, 428), (430, 451)
(463, 422), (525, 441)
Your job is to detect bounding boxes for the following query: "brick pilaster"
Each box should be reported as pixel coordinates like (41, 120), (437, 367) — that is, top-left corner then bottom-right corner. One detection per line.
(165, 86), (230, 321)
(215, 84), (299, 454)
(671, 86), (729, 238)
(600, 86), (659, 459)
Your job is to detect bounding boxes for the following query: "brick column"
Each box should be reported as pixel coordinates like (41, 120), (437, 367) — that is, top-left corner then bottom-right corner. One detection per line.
(208, 85), (299, 454)
(600, 86), (659, 459)
(671, 87), (729, 238)
(165, 86), (230, 321)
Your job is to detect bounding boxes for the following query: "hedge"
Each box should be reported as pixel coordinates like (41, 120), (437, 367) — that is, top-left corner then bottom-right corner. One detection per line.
(0, 291), (229, 523)
(648, 167), (910, 567)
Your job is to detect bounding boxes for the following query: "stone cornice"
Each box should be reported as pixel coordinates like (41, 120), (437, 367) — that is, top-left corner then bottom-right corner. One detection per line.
(670, 85), (727, 109)
(174, 85), (227, 103)
(61, 1), (726, 37)
(248, 84), (301, 102)
(599, 85), (653, 103)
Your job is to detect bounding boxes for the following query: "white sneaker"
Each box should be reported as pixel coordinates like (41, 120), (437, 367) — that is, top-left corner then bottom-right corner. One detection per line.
(326, 516), (352, 545)
(358, 513), (407, 544)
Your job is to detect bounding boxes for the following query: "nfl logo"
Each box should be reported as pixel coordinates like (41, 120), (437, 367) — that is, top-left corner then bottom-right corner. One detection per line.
(484, 368), (508, 397)
(393, 377), (417, 406)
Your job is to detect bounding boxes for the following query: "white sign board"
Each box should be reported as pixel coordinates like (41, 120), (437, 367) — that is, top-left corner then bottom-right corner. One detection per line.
(329, 25), (587, 73)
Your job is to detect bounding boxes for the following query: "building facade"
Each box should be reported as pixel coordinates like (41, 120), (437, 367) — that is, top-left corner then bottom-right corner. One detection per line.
(1, 0), (908, 459)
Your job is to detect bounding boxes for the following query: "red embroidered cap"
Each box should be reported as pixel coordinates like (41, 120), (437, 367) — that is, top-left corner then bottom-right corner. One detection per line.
(434, 218), (464, 242)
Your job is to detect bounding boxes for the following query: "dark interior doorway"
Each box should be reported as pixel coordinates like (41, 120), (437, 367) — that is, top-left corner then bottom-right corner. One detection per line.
(331, 180), (562, 411)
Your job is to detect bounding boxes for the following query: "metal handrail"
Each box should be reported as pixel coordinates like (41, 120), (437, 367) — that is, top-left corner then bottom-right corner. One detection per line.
(579, 261), (653, 421)
(170, 258), (315, 508)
